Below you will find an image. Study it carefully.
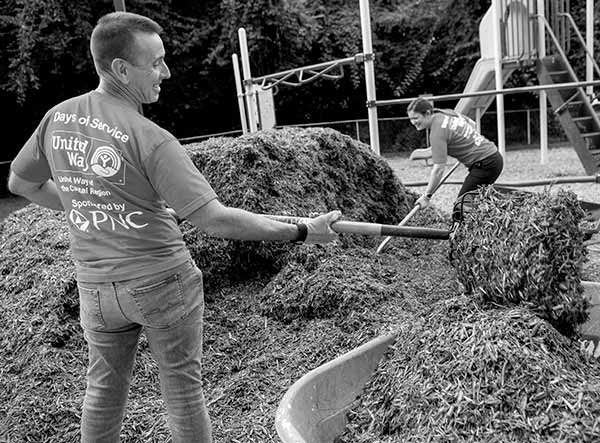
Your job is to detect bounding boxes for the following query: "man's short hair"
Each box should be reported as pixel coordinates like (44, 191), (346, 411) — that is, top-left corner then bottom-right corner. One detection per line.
(90, 11), (162, 73)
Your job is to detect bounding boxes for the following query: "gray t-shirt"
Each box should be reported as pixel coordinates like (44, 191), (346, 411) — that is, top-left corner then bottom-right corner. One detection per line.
(429, 110), (497, 167)
(11, 90), (217, 282)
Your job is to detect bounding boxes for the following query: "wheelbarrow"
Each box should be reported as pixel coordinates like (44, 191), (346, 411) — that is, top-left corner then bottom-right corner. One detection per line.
(275, 281), (600, 443)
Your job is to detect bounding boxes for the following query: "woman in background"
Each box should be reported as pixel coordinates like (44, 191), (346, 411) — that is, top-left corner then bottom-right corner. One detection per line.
(407, 97), (503, 220)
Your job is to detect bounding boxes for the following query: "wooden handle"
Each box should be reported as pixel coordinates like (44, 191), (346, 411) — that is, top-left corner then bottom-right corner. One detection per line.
(261, 214), (449, 240)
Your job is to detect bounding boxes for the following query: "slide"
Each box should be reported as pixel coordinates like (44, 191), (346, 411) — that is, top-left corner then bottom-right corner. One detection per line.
(454, 58), (517, 120)
(454, 1), (533, 120)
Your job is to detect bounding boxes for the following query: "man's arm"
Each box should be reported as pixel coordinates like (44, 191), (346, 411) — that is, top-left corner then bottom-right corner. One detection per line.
(185, 199), (340, 243)
(8, 172), (64, 211)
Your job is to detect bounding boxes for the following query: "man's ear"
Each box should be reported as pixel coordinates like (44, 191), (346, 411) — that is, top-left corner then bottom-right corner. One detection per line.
(111, 58), (130, 84)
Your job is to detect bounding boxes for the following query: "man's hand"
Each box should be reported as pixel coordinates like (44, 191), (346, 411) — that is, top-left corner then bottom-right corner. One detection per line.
(415, 194), (431, 209)
(301, 210), (342, 244)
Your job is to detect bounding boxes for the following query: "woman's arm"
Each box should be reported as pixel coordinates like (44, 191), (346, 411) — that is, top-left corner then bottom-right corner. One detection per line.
(415, 163), (447, 208)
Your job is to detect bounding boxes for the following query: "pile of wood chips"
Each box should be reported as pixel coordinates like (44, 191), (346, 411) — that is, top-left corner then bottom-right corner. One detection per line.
(341, 295), (600, 443)
(182, 127), (415, 291)
(450, 186), (589, 336)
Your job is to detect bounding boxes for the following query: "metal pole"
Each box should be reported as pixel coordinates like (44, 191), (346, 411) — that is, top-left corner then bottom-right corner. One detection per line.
(492, 0), (506, 156)
(238, 28), (258, 132)
(526, 108), (531, 145)
(359, 0), (381, 155)
(355, 121), (360, 141)
(537, 0), (548, 164)
(376, 80), (600, 106)
(113, 0), (125, 11)
(475, 107), (482, 132)
(232, 54), (249, 134)
(586, 0), (594, 98)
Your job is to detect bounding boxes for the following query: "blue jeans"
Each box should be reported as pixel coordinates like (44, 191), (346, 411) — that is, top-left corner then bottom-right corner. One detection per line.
(77, 259), (212, 443)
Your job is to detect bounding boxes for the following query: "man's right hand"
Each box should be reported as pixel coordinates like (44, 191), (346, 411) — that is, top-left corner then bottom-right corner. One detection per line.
(302, 210), (342, 244)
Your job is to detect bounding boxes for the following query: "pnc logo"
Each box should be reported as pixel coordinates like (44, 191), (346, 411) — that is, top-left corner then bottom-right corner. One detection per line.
(90, 145), (122, 178)
(68, 207), (149, 232)
(69, 209), (90, 232)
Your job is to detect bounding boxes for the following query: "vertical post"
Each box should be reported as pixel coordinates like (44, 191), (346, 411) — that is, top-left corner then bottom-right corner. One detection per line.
(526, 108), (531, 145)
(492, 0), (506, 156)
(586, 0), (594, 98)
(355, 121), (360, 141)
(475, 107), (482, 132)
(238, 28), (258, 132)
(537, 0), (548, 164)
(113, 0), (125, 11)
(359, 0), (380, 155)
(232, 54), (249, 134)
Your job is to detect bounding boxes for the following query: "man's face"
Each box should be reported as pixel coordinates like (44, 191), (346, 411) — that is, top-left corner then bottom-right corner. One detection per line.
(408, 110), (431, 131)
(126, 32), (171, 103)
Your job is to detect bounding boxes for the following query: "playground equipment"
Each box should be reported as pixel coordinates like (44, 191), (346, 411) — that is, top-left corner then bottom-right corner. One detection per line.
(275, 280), (600, 443)
(384, 0), (599, 175)
(234, 0), (599, 175)
(233, 0), (381, 154)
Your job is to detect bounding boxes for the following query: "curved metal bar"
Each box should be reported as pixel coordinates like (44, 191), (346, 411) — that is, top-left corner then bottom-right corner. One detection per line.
(261, 71), (302, 90)
(538, 14), (600, 130)
(558, 13), (600, 80)
(253, 55), (357, 85)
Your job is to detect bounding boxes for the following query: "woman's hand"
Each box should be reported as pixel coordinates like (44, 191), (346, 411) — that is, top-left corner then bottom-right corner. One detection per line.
(416, 194), (431, 209)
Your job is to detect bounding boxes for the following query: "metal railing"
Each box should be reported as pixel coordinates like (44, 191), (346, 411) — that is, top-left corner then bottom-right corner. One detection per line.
(374, 79), (600, 108)
(277, 108), (568, 149)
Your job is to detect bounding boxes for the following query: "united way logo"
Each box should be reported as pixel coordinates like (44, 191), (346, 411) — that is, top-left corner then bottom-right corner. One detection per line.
(90, 145), (122, 178)
(69, 209), (90, 232)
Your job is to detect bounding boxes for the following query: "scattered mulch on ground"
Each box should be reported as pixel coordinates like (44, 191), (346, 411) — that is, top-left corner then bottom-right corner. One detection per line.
(450, 186), (589, 336)
(341, 296), (600, 443)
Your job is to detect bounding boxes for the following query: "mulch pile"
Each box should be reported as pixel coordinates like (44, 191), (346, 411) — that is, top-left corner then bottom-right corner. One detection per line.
(341, 296), (600, 443)
(450, 186), (589, 336)
(181, 127), (415, 291)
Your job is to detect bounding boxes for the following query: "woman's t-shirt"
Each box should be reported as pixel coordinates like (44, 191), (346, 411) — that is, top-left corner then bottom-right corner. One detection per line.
(429, 110), (497, 167)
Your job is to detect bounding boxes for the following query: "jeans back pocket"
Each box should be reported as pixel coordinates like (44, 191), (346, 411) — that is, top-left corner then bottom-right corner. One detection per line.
(128, 273), (186, 328)
(78, 285), (106, 331)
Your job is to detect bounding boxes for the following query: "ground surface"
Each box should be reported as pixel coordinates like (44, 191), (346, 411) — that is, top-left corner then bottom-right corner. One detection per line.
(1, 145), (599, 442)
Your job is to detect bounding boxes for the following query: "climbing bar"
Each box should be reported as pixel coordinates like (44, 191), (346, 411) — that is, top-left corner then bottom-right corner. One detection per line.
(252, 55), (363, 89)
(375, 80), (600, 107)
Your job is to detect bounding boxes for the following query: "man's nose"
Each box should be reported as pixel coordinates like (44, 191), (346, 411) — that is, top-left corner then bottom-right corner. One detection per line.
(161, 61), (171, 79)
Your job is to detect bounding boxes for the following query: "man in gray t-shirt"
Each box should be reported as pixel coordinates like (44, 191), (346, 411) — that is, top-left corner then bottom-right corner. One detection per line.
(9, 11), (341, 443)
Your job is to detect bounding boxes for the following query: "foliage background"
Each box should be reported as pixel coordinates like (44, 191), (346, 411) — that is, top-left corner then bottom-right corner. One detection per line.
(1, 0), (598, 163)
